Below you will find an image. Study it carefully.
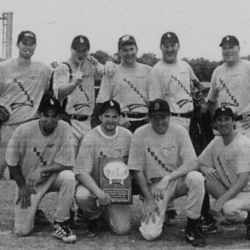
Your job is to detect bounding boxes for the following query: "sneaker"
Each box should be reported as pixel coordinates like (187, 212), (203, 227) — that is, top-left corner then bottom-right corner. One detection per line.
(53, 221), (77, 243)
(34, 209), (50, 226)
(83, 218), (102, 238)
(199, 216), (217, 233)
(185, 226), (206, 247)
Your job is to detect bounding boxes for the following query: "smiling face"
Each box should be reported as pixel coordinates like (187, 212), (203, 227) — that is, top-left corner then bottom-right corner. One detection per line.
(119, 43), (138, 67)
(150, 114), (170, 135)
(160, 42), (179, 64)
(222, 44), (240, 64)
(215, 114), (234, 137)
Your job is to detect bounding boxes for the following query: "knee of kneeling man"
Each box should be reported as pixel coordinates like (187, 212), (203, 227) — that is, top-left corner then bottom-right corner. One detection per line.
(15, 227), (32, 237)
(113, 225), (131, 236)
(222, 201), (235, 215)
(186, 171), (204, 184)
(59, 170), (75, 180)
(140, 227), (161, 241)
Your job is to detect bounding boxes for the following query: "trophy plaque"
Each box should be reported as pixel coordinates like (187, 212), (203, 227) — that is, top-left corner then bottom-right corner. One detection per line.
(98, 157), (132, 204)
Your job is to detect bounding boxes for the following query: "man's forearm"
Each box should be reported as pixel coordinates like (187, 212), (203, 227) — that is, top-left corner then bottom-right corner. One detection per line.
(8, 165), (26, 188)
(57, 82), (78, 100)
(41, 163), (73, 175)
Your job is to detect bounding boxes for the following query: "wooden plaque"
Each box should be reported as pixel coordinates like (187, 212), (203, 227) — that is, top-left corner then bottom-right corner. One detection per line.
(98, 157), (132, 204)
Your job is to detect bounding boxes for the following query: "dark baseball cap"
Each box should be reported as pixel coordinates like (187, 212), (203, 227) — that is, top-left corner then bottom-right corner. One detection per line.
(100, 100), (121, 115)
(148, 99), (170, 117)
(118, 35), (137, 50)
(17, 31), (36, 44)
(219, 36), (239, 47)
(38, 96), (62, 114)
(161, 32), (179, 44)
(213, 106), (234, 121)
(71, 35), (90, 51)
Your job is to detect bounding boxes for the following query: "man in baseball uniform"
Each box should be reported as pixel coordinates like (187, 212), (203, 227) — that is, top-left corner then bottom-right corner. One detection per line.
(5, 96), (76, 243)
(128, 99), (206, 247)
(96, 35), (151, 133)
(208, 35), (250, 138)
(0, 31), (52, 179)
(75, 100), (132, 236)
(53, 35), (104, 156)
(198, 106), (250, 240)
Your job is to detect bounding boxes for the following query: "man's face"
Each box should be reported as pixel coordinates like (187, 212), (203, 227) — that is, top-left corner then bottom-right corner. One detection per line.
(160, 42), (179, 64)
(215, 115), (234, 137)
(222, 44), (240, 64)
(150, 114), (170, 135)
(99, 108), (120, 133)
(39, 108), (60, 136)
(17, 41), (36, 59)
(71, 47), (89, 64)
(119, 44), (138, 66)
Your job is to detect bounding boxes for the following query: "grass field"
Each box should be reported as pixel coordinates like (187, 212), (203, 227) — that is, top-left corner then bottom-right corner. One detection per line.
(0, 179), (249, 250)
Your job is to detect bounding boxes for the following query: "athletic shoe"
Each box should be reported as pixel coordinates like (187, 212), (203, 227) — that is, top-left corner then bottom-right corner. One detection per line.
(34, 209), (50, 226)
(199, 216), (217, 233)
(53, 221), (77, 243)
(185, 226), (206, 247)
(83, 218), (102, 238)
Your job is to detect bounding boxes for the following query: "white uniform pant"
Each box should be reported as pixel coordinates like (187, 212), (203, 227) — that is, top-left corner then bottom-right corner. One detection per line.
(75, 184), (132, 235)
(206, 178), (250, 223)
(15, 170), (75, 236)
(0, 124), (19, 178)
(140, 171), (205, 241)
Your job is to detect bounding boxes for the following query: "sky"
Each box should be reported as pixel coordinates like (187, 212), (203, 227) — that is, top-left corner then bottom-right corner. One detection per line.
(1, 0), (250, 65)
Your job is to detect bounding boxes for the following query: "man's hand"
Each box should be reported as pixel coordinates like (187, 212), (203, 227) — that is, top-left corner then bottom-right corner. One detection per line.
(200, 167), (217, 181)
(0, 105), (10, 122)
(209, 200), (223, 217)
(25, 168), (43, 191)
(142, 198), (160, 224)
(104, 61), (116, 77)
(153, 176), (171, 202)
(87, 56), (99, 66)
(97, 190), (112, 206)
(119, 117), (131, 129)
(16, 186), (36, 209)
(74, 63), (84, 86)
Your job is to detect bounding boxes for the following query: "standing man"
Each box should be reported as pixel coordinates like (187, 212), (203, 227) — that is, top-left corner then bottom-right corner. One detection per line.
(5, 96), (76, 243)
(75, 100), (132, 236)
(128, 99), (206, 247)
(96, 35), (151, 133)
(0, 31), (52, 179)
(148, 32), (204, 131)
(198, 106), (250, 240)
(207, 35), (250, 138)
(53, 35), (104, 155)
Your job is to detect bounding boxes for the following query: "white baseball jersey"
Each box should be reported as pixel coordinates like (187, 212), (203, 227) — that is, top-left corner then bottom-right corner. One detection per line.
(198, 133), (250, 191)
(148, 59), (198, 114)
(5, 120), (75, 180)
(0, 59), (51, 124)
(208, 59), (250, 116)
(128, 123), (197, 181)
(53, 60), (104, 116)
(96, 62), (151, 114)
(75, 125), (132, 182)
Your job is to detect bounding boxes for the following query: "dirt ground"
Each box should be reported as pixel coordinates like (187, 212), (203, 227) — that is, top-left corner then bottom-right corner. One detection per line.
(0, 179), (249, 250)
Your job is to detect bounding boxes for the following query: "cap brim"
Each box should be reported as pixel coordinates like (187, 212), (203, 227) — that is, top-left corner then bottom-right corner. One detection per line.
(149, 111), (169, 117)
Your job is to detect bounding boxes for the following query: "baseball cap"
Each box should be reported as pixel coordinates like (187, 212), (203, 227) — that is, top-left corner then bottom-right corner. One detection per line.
(118, 35), (137, 50)
(148, 99), (170, 117)
(213, 106), (234, 121)
(100, 100), (121, 115)
(161, 32), (179, 44)
(219, 36), (239, 47)
(17, 31), (36, 44)
(71, 35), (90, 51)
(38, 96), (62, 114)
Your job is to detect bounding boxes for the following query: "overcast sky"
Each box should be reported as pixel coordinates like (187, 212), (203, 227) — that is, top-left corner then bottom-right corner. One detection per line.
(1, 0), (250, 65)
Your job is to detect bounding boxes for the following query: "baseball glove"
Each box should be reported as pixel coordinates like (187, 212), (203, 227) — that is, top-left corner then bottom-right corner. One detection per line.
(0, 105), (10, 122)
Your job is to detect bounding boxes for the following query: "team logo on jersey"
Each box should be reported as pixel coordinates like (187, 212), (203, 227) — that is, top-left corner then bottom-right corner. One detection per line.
(219, 78), (239, 107)
(33, 147), (47, 165)
(73, 103), (90, 111)
(9, 79), (34, 111)
(127, 104), (147, 112)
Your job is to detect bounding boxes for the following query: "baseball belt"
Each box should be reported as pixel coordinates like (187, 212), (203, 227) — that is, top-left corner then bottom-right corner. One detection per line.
(122, 112), (147, 119)
(69, 114), (89, 121)
(171, 111), (193, 119)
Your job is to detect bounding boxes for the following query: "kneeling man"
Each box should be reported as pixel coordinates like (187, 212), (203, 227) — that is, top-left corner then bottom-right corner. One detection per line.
(198, 106), (250, 239)
(6, 97), (76, 243)
(75, 100), (132, 236)
(128, 99), (206, 247)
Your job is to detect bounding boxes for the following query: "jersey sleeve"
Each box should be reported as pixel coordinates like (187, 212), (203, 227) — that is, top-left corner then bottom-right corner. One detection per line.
(148, 67), (164, 101)
(54, 123), (75, 168)
(96, 74), (113, 103)
(53, 64), (72, 99)
(207, 68), (219, 102)
(75, 133), (95, 174)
